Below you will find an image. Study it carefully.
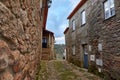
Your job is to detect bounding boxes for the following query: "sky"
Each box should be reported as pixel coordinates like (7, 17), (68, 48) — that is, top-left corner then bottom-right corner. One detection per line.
(46, 0), (80, 44)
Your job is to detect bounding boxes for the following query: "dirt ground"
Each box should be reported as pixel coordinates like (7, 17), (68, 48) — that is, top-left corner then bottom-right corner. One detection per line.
(37, 60), (102, 80)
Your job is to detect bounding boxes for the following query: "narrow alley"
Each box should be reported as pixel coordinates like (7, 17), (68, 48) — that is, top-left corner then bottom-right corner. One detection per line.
(0, 0), (120, 80)
(37, 60), (102, 80)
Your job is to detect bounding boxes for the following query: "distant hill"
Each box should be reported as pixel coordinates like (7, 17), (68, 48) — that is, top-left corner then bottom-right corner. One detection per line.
(54, 44), (65, 60)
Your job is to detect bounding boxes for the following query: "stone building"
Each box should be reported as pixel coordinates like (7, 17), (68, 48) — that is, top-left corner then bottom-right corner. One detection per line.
(64, 27), (70, 61)
(0, 0), (51, 79)
(88, 0), (120, 79)
(66, 0), (90, 68)
(42, 29), (55, 60)
(65, 0), (120, 79)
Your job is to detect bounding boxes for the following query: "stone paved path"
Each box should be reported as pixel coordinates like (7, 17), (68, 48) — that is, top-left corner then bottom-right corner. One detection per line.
(37, 60), (102, 80)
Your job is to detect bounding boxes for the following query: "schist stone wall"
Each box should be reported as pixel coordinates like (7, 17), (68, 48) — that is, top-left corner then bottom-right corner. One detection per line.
(64, 28), (70, 61)
(67, 0), (90, 67)
(0, 0), (42, 80)
(88, 0), (120, 79)
(66, 0), (120, 79)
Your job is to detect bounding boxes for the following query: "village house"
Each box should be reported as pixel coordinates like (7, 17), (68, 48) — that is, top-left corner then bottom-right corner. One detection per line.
(66, 0), (89, 68)
(42, 29), (55, 60)
(88, 0), (120, 79)
(41, 0), (55, 60)
(65, 0), (120, 79)
(64, 27), (70, 60)
(0, 0), (52, 79)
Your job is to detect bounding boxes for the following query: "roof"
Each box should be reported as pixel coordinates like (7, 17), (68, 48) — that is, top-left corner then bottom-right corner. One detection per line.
(43, 7), (48, 29)
(67, 0), (87, 19)
(64, 27), (69, 34)
(43, 29), (54, 35)
(43, 0), (49, 29)
(43, 29), (54, 38)
(43, 29), (55, 39)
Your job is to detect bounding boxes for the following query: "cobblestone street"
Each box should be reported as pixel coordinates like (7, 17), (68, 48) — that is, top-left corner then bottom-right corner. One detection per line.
(37, 60), (102, 80)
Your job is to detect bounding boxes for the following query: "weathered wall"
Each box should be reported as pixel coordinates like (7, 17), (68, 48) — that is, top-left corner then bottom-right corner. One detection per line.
(42, 31), (55, 60)
(64, 28), (70, 61)
(88, 0), (120, 79)
(67, 0), (90, 67)
(66, 0), (120, 79)
(0, 0), (42, 79)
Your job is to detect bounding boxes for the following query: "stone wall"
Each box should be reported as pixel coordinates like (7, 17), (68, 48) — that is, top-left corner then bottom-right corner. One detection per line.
(67, 0), (90, 67)
(88, 0), (120, 79)
(66, 0), (120, 79)
(0, 0), (42, 79)
(64, 28), (70, 61)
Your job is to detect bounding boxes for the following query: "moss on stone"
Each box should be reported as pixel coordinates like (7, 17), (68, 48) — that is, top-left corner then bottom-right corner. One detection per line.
(88, 65), (104, 78)
(69, 58), (81, 67)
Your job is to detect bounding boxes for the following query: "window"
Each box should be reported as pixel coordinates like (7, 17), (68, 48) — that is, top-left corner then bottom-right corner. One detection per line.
(42, 38), (47, 43)
(98, 43), (102, 51)
(72, 45), (75, 55)
(81, 10), (86, 25)
(104, 0), (115, 19)
(88, 45), (92, 52)
(72, 19), (75, 31)
(42, 38), (47, 48)
(83, 44), (88, 55)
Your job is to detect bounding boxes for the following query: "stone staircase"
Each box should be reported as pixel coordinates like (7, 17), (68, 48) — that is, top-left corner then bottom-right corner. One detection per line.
(42, 48), (50, 60)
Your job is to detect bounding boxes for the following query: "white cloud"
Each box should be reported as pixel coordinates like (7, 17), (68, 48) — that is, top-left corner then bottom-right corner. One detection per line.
(55, 36), (65, 44)
(47, 0), (81, 44)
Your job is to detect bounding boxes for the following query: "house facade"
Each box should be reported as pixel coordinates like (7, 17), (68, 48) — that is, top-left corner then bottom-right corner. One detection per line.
(88, 0), (120, 79)
(64, 27), (70, 60)
(65, 0), (120, 79)
(0, 0), (52, 79)
(42, 30), (55, 60)
(67, 0), (90, 68)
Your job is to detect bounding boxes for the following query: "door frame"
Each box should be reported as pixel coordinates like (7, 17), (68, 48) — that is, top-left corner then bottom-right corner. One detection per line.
(82, 44), (88, 69)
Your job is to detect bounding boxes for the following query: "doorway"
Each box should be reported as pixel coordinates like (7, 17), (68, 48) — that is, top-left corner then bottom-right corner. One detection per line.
(83, 44), (88, 69)
(42, 38), (47, 48)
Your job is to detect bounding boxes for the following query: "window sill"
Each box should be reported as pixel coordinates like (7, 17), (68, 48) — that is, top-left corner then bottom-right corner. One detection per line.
(103, 15), (116, 22)
(81, 23), (86, 27)
(72, 30), (75, 32)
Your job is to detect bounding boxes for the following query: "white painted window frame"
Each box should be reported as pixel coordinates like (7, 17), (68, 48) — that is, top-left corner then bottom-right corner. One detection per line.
(104, 0), (115, 19)
(81, 10), (86, 25)
(72, 19), (75, 31)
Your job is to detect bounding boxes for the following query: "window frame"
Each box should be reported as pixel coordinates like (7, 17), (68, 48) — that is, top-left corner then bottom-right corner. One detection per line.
(81, 10), (86, 25)
(104, 0), (115, 19)
(72, 19), (75, 31)
(42, 38), (47, 48)
(42, 38), (47, 43)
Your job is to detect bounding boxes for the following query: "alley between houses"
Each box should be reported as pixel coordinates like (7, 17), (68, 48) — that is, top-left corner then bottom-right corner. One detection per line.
(36, 60), (102, 80)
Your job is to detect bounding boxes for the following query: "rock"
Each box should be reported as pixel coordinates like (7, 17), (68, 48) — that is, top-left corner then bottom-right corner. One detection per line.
(0, 0), (42, 79)
(0, 71), (14, 80)
(0, 40), (10, 71)
(14, 73), (22, 80)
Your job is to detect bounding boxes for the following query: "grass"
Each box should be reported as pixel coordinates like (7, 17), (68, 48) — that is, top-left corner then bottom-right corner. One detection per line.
(83, 73), (99, 80)
(53, 61), (65, 72)
(60, 71), (77, 80)
(86, 75), (97, 80)
(53, 61), (78, 80)
(79, 68), (86, 72)
(37, 61), (48, 80)
(36, 63), (41, 80)
(36, 61), (102, 80)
